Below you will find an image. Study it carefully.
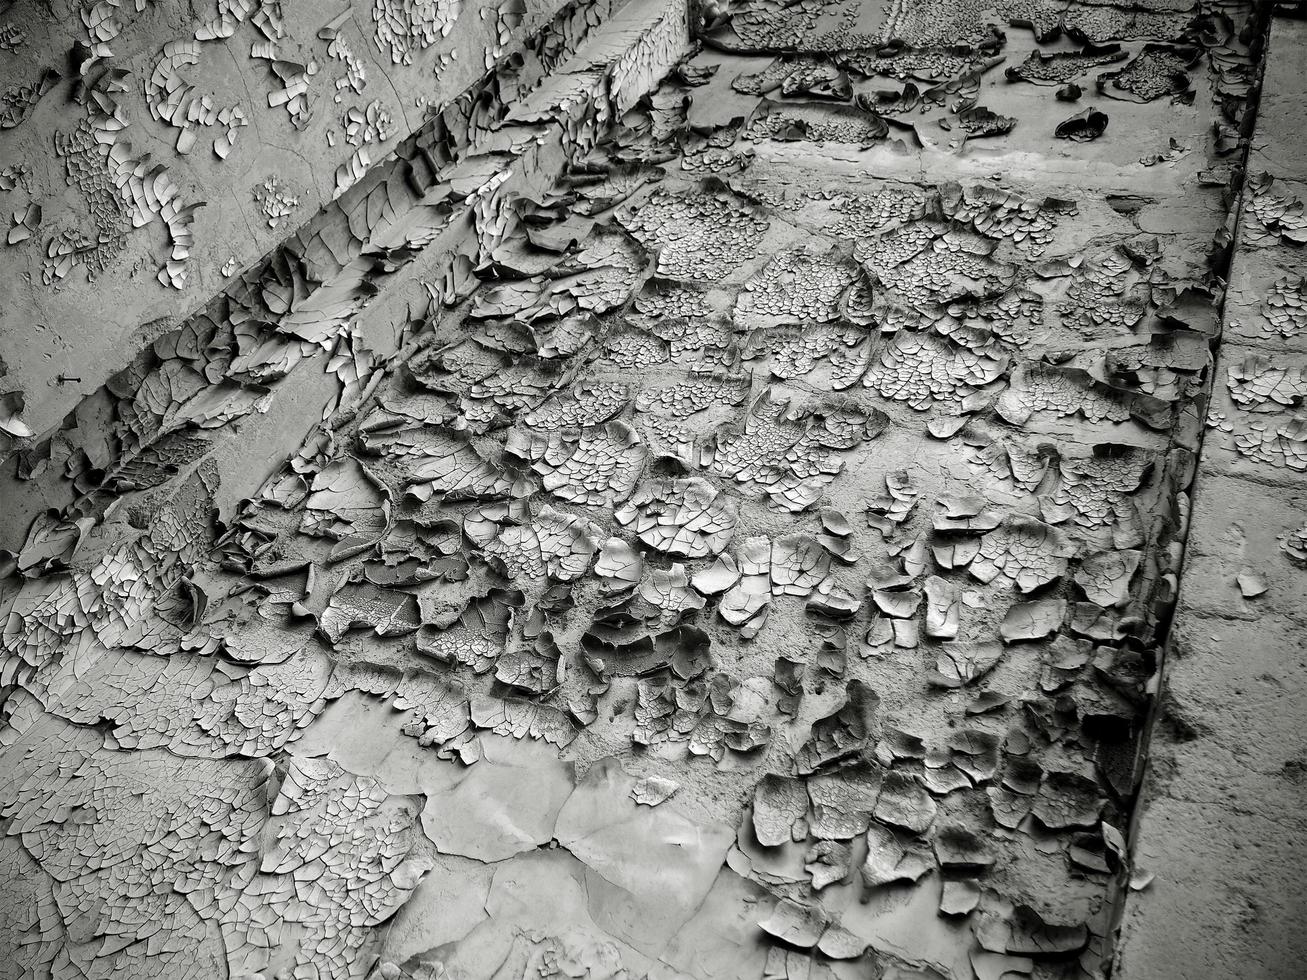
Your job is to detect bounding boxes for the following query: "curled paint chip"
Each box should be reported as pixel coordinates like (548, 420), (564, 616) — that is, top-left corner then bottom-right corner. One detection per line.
(1000, 599), (1067, 643)
(759, 897), (827, 949)
(484, 504), (601, 581)
(753, 773), (808, 847)
(968, 518), (1077, 593)
(615, 477), (736, 558)
(795, 680), (879, 775)
(1055, 106), (1108, 140)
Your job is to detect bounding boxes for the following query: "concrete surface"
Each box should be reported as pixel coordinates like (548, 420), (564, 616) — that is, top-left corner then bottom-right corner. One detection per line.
(1115, 11), (1307, 980)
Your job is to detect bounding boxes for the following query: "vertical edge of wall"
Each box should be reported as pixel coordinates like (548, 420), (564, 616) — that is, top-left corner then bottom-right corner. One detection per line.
(1112, 10), (1307, 980)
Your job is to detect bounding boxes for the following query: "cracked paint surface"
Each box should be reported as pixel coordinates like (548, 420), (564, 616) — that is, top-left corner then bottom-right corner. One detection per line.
(0, 0), (1289, 978)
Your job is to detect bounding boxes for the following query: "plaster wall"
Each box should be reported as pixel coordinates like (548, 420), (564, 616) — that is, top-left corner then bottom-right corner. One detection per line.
(1115, 12), (1307, 980)
(0, 0), (578, 436)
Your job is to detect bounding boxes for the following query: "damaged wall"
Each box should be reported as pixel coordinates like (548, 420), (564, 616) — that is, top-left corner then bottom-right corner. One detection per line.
(0, 0), (589, 437)
(0, 1), (1295, 980)
(1115, 8), (1307, 979)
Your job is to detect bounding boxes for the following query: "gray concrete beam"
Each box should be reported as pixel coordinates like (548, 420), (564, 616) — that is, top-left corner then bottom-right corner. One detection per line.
(1115, 13), (1307, 980)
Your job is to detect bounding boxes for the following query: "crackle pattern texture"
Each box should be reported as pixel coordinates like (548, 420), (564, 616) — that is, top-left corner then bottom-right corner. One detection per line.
(0, 1), (1299, 979)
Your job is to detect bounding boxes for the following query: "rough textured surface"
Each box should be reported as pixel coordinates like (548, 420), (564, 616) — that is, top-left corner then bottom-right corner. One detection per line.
(0, 0), (1299, 979)
(1115, 11), (1307, 980)
(0, 0), (578, 436)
